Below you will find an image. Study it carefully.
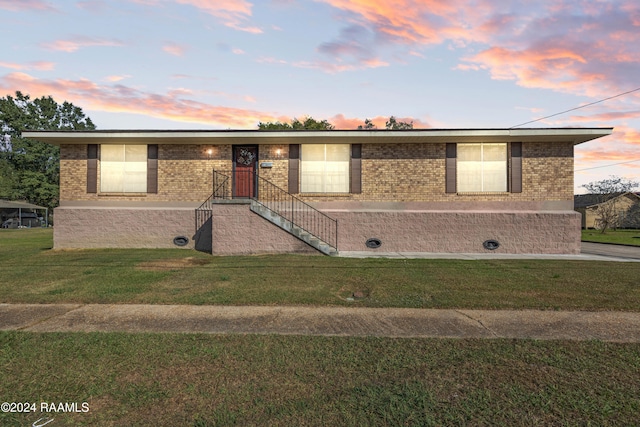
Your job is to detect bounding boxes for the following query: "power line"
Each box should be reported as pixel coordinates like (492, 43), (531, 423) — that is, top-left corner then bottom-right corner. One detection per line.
(510, 86), (640, 128)
(575, 158), (640, 172)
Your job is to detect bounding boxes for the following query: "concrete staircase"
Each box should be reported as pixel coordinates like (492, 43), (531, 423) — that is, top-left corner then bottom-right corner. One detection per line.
(250, 200), (338, 256)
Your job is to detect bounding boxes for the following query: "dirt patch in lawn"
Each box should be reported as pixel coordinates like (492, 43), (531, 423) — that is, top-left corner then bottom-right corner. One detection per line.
(136, 257), (211, 271)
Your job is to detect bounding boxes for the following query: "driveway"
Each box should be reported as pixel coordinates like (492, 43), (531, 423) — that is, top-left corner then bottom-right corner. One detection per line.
(581, 242), (640, 261)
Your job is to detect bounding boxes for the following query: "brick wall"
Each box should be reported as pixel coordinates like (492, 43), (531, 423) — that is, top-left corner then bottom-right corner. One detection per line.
(60, 144), (233, 202)
(59, 141), (574, 204)
(296, 142), (574, 203)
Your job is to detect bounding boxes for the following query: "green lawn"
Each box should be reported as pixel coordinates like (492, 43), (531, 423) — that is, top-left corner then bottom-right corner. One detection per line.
(582, 229), (640, 246)
(1, 332), (639, 426)
(2, 228), (640, 310)
(2, 229), (640, 426)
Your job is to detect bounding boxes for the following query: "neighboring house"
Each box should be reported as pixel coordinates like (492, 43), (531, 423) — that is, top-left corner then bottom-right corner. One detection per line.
(0, 200), (48, 228)
(574, 192), (640, 229)
(23, 128), (612, 255)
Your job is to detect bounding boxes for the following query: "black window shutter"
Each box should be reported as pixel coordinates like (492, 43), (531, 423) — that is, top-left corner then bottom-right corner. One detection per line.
(350, 144), (362, 194)
(445, 143), (456, 193)
(147, 144), (158, 194)
(87, 144), (98, 193)
(288, 144), (300, 194)
(510, 142), (522, 193)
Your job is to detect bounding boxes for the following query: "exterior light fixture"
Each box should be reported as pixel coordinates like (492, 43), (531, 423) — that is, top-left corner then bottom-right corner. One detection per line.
(207, 148), (213, 159)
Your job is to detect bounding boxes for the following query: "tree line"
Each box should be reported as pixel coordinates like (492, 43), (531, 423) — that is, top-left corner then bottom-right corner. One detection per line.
(257, 115), (413, 130)
(0, 92), (95, 213)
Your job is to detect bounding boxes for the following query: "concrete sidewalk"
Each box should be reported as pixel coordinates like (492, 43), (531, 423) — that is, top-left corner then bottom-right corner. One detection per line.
(340, 244), (640, 261)
(338, 251), (640, 261)
(2, 303), (639, 342)
(338, 242), (640, 261)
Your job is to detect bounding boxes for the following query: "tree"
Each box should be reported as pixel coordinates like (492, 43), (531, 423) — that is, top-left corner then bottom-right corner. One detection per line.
(357, 116), (414, 130)
(357, 118), (376, 130)
(385, 116), (413, 130)
(258, 116), (334, 130)
(581, 175), (640, 233)
(0, 91), (96, 212)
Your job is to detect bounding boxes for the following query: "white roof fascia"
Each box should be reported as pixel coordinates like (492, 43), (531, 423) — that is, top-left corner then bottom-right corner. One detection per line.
(22, 128), (614, 146)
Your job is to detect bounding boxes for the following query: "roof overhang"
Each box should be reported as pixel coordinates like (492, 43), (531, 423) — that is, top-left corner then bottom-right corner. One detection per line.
(0, 200), (47, 210)
(22, 127), (614, 146)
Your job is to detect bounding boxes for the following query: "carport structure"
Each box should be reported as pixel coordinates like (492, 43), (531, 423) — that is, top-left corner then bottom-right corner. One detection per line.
(0, 200), (48, 227)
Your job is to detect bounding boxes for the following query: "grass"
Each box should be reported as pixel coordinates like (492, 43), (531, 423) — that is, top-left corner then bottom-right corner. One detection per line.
(2, 229), (640, 425)
(1, 332), (639, 426)
(2, 228), (640, 310)
(582, 229), (640, 246)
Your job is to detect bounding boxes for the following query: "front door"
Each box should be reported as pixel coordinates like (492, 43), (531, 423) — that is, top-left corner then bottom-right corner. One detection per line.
(233, 145), (258, 198)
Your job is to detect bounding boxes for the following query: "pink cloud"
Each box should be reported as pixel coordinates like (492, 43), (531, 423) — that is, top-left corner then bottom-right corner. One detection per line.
(0, 61), (55, 71)
(0, 72), (278, 128)
(0, 72), (437, 130)
(256, 56), (288, 65)
(330, 114), (431, 129)
(0, 0), (56, 12)
(41, 36), (125, 53)
(568, 111), (640, 123)
(318, 0), (640, 99)
(104, 75), (132, 82)
(456, 5), (640, 99)
(175, 0), (262, 33)
(577, 149), (638, 163)
(319, 0), (457, 45)
(458, 46), (593, 94)
(76, 1), (108, 12)
(162, 42), (188, 57)
(292, 58), (389, 73)
(575, 125), (640, 177)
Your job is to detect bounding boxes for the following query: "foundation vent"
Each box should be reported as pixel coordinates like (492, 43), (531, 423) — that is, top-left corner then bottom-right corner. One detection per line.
(173, 236), (189, 247)
(365, 238), (382, 249)
(483, 239), (500, 250)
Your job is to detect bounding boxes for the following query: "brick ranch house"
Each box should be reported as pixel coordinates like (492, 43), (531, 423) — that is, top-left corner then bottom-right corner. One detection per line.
(24, 128), (612, 255)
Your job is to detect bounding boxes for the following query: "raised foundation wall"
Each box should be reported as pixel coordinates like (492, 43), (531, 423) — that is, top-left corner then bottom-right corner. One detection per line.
(329, 210), (582, 254)
(211, 204), (317, 255)
(53, 207), (196, 249)
(52, 205), (582, 255)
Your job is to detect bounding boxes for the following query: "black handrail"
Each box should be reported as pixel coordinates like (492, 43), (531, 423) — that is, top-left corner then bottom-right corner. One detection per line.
(195, 193), (213, 234)
(209, 170), (338, 250)
(195, 173), (229, 232)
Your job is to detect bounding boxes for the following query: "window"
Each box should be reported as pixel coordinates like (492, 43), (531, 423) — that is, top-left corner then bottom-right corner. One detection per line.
(300, 144), (350, 193)
(100, 145), (147, 192)
(457, 143), (507, 192)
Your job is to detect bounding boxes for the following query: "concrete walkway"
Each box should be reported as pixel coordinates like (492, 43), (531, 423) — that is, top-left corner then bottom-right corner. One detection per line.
(339, 242), (640, 261)
(2, 303), (640, 342)
(580, 241), (640, 261)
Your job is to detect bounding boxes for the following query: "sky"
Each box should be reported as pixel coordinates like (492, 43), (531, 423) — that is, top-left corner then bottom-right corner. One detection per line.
(1, 0), (639, 193)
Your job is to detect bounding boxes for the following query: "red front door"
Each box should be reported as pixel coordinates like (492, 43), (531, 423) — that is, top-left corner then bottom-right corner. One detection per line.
(233, 146), (257, 198)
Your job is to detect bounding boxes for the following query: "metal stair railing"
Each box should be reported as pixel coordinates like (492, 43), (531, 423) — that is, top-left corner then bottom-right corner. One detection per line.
(195, 193), (213, 233)
(205, 170), (337, 251)
(253, 173), (338, 251)
(195, 172), (230, 232)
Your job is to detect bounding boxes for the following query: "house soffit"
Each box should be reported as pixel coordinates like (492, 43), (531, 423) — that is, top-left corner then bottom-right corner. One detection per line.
(23, 128), (613, 146)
